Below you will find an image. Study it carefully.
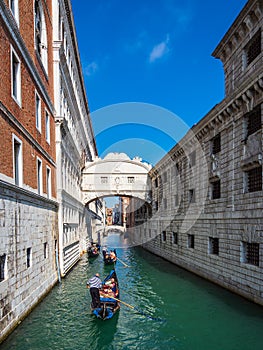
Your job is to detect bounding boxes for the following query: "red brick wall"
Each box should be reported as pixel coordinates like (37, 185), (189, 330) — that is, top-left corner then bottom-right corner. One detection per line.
(0, 1), (56, 198)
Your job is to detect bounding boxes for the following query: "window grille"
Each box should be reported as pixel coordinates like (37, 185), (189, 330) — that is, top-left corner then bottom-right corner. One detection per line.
(246, 104), (261, 137)
(246, 243), (259, 266)
(246, 30), (261, 66)
(188, 234), (194, 249)
(212, 180), (221, 199)
(173, 232), (178, 244)
(209, 237), (219, 255)
(247, 166), (262, 192)
(101, 177), (108, 184)
(0, 254), (6, 282)
(212, 134), (221, 154)
(128, 176), (135, 184)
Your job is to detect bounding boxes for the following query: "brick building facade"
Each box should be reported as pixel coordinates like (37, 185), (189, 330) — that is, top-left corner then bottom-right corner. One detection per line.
(0, 0), (58, 341)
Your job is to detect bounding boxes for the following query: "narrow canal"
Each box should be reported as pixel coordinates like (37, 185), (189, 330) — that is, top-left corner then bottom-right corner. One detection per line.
(1, 238), (263, 349)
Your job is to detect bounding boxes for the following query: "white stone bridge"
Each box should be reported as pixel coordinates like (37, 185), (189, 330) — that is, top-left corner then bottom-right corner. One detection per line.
(81, 152), (152, 204)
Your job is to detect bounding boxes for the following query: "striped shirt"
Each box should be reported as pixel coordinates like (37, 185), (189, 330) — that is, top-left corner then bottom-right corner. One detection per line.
(87, 276), (102, 289)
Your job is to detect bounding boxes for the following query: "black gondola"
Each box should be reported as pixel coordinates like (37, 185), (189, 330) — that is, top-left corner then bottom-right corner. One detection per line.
(91, 269), (120, 320)
(102, 248), (117, 265)
(87, 242), (100, 258)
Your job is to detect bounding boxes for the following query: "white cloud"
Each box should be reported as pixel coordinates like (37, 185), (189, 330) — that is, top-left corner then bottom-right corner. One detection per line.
(84, 61), (98, 76)
(149, 35), (170, 63)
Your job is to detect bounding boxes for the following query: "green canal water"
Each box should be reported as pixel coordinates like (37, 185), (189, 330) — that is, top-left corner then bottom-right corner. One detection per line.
(1, 241), (263, 350)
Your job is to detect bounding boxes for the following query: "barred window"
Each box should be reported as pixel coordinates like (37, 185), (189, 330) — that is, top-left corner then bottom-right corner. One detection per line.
(128, 176), (135, 184)
(189, 150), (196, 167)
(211, 134), (221, 154)
(189, 189), (195, 203)
(209, 237), (219, 255)
(247, 166), (262, 192)
(173, 232), (178, 245)
(241, 242), (259, 266)
(0, 254), (6, 282)
(246, 30), (261, 66)
(101, 177), (108, 184)
(188, 234), (194, 249)
(245, 104), (261, 137)
(211, 180), (221, 199)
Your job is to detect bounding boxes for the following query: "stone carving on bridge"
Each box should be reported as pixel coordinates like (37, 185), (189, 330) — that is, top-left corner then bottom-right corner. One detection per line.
(82, 153), (152, 204)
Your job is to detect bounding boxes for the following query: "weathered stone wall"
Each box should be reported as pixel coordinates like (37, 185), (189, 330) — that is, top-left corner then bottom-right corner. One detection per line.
(0, 181), (58, 341)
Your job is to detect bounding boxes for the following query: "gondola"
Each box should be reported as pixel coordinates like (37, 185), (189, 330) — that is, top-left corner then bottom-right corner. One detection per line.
(87, 243), (100, 258)
(102, 248), (117, 265)
(91, 269), (120, 320)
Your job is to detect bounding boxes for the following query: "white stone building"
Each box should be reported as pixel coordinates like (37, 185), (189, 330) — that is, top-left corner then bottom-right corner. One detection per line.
(52, 0), (99, 276)
(132, 0), (263, 306)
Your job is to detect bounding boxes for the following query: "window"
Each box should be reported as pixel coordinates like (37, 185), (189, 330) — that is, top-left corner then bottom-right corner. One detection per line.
(162, 231), (166, 242)
(128, 177), (135, 184)
(175, 162), (181, 176)
(11, 48), (21, 104)
(211, 180), (221, 199)
(189, 150), (196, 168)
(208, 237), (219, 255)
(173, 232), (178, 245)
(34, 0), (48, 72)
(246, 166), (262, 193)
(155, 201), (158, 211)
(189, 189), (195, 204)
(26, 247), (31, 268)
(245, 104), (261, 138)
(154, 177), (158, 187)
(163, 198), (167, 209)
(101, 177), (108, 184)
(0, 254), (6, 282)
(45, 110), (50, 143)
(211, 134), (221, 154)
(46, 167), (51, 198)
(188, 234), (194, 249)
(175, 194), (179, 206)
(241, 242), (259, 266)
(44, 242), (48, 259)
(35, 92), (41, 131)
(37, 158), (42, 195)
(163, 171), (167, 183)
(245, 30), (261, 66)
(10, 0), (19, 24)
(13, 135), (22, 186)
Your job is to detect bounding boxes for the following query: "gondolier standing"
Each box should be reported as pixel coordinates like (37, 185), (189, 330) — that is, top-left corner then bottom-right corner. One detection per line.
(87, 273), (102, 308)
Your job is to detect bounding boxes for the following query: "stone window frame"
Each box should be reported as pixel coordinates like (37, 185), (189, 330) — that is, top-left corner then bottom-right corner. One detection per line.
(211, 133), (221, 155)
(34, 0), (48, 73)
(35, 91), (41, 132)
(10, 46), (21, 106)
(0, 254), (7, 282)
(172, 231), (178, 245)
(243, 29), (261, 68)
(37, 157), (43, 195)
(211, 179), (221, 200)
(26, 247), (32, 268)
(208, 237), (219, 255)
(241, 241), (260, 267)
(244, 165), (262, 193)
(46, 166), (51, 198)
(9, 0), (19, 25)
(12, 134), (23, 187)
(243, 104), (262, 139)
(187, 234), (195, 249)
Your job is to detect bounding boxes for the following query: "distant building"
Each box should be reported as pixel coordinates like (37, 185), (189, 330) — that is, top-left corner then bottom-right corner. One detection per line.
(106, 208), (113, 226)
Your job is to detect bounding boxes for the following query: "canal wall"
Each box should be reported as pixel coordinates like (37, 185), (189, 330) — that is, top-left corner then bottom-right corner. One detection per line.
(0, 181), (59, 342)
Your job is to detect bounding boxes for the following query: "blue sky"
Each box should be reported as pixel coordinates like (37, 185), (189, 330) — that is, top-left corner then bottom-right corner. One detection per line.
(71, 0), (248, 166)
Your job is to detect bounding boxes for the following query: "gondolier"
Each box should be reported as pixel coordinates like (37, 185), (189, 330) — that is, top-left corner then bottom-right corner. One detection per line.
(87, 273), (102, 308)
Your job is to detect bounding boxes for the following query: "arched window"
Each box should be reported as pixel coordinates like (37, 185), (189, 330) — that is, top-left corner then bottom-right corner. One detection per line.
(34, 0), (48, 73)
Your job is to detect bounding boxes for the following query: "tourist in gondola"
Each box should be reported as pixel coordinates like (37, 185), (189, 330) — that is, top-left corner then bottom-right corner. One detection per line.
(87, 273), (102, 308)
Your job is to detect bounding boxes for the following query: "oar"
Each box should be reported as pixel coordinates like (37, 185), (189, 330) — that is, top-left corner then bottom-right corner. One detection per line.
(116, 257), (130, 268)
(100, 292), (165, 322)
